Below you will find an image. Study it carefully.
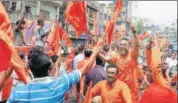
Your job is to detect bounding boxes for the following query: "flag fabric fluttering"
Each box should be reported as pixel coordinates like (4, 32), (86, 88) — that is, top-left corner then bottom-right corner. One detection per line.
(49, 21), (73, 55)
(84, 81), (93, 103)
(0, 2), (14, 41)
(65, 1), (87, 37)
(63, 32), (73, 47)
(0, 77), (13, 101)
(0, 2), (29, 84)
(0, 38), (11, 72)
(49, 21), (62, 55)
(105, 0), (123, 46)
(138, 31), (149, 41)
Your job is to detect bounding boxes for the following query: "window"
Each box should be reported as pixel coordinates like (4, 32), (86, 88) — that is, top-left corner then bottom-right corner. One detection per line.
(89, 23), (93, 30)
(88, 9), (93, 19)
(40, 10), (50, 19)
(10, 2), (16, 11)
(104, 14), (107, 20)
(25, 6), (32, 15)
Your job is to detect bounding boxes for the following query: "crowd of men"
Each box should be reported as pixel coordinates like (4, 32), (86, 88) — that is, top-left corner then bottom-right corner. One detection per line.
(0, 1), (177, 103)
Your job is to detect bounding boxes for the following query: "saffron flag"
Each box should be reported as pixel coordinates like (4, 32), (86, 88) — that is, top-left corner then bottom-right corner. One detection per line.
(138, 31), (149, 41)
(65, 1), (87, 37)
(0, 2), (29, 84)
(1, 77), (13, 101)
(63, 32), (73, 47)
(0, 39), (11, 72)
(84, 81), (93, 103)
(105, 0), (123, 45)
(49, 21), (62, 55)
(0, 2), (14, 41)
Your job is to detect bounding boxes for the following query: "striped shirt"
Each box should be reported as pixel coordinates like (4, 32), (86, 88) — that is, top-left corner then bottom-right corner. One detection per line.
(7, 70), (81, 103)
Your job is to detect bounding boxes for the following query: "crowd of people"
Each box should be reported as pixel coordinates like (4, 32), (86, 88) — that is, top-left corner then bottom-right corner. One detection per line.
(0, 1), (177, 103)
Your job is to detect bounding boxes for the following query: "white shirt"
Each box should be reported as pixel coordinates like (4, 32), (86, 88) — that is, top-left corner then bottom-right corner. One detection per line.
(166, 57), (177, 68)
(59, 62), (67, 76)
(73, 53), (84, 70)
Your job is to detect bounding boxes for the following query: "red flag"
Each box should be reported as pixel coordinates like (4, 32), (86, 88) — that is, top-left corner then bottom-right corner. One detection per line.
(0, 2), (14, 41)
(86, 28), (94, 35)
(84, 81), (93, 103)
(65, 1), (87, 37)
(138, 31), (149, 41)
(49, 22), (61, 54)
(1, 77), (13, 101)
(0, 2), (29, 84)
(105, 0), (123, 45)
(57, 22), (64, 41)
(63, 32), (73, 47)
(106, 22), (115, 45)
(0, 39), (11, 72)
(49, 21), (65, 55)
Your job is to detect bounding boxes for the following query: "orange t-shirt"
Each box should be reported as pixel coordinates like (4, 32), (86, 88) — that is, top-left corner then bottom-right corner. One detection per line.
(108, 51), (139, 103)
(91, 80), (132, 103)
(140, 45), (177, 103)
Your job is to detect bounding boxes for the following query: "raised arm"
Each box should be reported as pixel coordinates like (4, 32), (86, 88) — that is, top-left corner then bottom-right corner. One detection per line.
(144, 47), (151, 68)
(79, 38), (102, 76)
(151, 35), (168, 87)
(130, 23), (139, 60)
(98, 53), (112, 63)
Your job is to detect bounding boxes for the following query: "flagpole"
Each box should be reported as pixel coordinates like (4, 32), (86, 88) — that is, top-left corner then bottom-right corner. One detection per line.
(85, 1), (88, 48)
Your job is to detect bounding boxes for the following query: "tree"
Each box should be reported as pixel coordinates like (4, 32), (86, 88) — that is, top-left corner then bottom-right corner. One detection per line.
(135, 19), (145, 34)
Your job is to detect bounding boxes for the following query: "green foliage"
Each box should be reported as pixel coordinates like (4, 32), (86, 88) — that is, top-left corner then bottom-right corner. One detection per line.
(135, 19), (145, 34)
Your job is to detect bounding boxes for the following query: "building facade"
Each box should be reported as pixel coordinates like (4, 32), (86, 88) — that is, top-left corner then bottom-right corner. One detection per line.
(67, 1), (100, 46)
(2, 1), (62, 23)
(108, 0), (130, 32)
(164, 21), (177, 50)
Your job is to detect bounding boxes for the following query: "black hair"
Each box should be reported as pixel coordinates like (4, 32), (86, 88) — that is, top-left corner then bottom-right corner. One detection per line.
(103, 45), (109, 52)
(16, 20), (25, 25)
(28, 46), (44, 60)
(106, 64), (119, 73)
(78, 44), (85, 53)
(19, 52), (25, 60)
(37, 19), (44, 25)
(29, 53), (51, 78)
(84, 49), (92, 57)
(51, 55), (58, 63)
(96, 55), (104, 66)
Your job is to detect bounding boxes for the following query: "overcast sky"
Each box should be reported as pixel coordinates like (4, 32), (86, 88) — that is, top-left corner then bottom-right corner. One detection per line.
(133, 1), (177, 26)
(98, 1), (177, 26)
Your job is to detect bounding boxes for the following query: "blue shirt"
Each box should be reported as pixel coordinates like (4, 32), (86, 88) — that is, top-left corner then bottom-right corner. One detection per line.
(7, 70), (81, 103)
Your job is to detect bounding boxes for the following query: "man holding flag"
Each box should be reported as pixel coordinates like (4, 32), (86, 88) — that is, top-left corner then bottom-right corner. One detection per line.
(99, 23), (139, 103)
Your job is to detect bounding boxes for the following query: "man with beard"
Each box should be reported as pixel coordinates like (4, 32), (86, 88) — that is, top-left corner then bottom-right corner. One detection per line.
(98, 25), (139, 103)
(87, 64), (132, 103)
